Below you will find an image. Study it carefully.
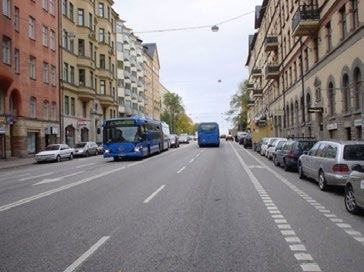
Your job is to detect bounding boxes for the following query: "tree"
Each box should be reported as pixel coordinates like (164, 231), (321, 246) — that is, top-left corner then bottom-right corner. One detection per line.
(161, 92), (184, 133)
(226, 80), (250, 131)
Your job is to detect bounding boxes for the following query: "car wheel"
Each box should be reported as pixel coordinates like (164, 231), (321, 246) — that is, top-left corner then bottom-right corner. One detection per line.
(298, 163), (305, 179)
(95, 150), (99, 156)
(345, 185), (360, 214)
(85, 151), (89, 157)
(283, 160), (289, 171)
(56, 155), (61, 162)
(273, 156), (280, 166)
(318, 170), (328, 191)
(69, 153), (73, 160)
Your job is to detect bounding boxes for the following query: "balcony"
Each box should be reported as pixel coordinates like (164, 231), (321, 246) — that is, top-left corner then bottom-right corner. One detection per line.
(253, 89), (263, 97)
(292, 4), (320, 36)
(251, 68), (262, 79)
(124, 88), (131, 96)
(265, 64), (280, 80)
(98, 94), (114, 107)
(247, 83), (254, 90)
(264, 36), (278, 52)
(247, 100), (255, 108)
(77, 86), (96, 101)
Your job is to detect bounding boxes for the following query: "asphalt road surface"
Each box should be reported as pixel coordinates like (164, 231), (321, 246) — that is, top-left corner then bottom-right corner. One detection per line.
(0, 141), (363, 272)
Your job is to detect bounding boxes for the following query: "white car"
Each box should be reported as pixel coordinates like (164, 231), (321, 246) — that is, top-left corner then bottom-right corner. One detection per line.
(35, 144), (75, 163)
(266, 138), (287, 160)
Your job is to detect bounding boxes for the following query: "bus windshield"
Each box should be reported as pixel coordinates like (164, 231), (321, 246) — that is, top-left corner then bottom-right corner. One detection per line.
(103, 126), (142, 144)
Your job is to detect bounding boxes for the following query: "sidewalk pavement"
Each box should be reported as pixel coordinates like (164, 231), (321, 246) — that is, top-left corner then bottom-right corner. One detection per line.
(0, 157), (36, 170)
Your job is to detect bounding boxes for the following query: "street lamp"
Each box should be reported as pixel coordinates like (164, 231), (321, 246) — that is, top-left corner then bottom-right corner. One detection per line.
(211, 25), (219, 32)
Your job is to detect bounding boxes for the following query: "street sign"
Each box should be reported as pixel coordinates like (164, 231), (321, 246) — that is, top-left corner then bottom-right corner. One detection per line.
(308, 107), (323, 113)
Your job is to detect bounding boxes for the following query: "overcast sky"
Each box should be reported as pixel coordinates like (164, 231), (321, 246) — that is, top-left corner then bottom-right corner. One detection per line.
(113, 0), (262, 133)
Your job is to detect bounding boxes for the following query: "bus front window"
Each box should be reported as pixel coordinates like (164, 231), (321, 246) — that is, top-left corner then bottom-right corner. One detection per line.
(104, 126), (141, 143)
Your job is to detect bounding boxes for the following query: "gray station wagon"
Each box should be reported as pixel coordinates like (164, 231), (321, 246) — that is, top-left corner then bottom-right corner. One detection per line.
(298, 140), (364, 191)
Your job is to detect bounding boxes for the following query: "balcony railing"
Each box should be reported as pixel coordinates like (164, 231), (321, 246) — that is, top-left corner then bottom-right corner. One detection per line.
(292, 4), (320, 36)
(247, 83), (254, 90)
(253, 89), (263, 97)
(264, 36), (278, 52)
(247, 100), (255, 108)
(265, 64), (280, 80)
(251, 68), (262, 78)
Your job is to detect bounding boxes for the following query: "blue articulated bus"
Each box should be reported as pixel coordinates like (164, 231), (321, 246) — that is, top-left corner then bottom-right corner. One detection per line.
(102, 116), (169, 160)
(197, 122), (220, 147)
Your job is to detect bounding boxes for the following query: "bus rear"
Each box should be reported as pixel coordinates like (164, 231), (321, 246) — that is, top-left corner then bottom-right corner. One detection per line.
(198, 122), (220, 147)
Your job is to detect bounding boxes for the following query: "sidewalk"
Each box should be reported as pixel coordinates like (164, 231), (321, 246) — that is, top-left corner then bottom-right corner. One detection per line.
(0, 157), (36, 170)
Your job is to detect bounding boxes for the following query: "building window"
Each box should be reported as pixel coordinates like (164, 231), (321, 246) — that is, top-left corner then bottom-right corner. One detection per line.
(325, 22), (332, 52)
(14, 7), (19, 31)
(69, 3), (74, 21)
(29, 17), (36, 39)
(51, 102), (56, 121)
(14, 48), (19, 73)
(2, 0), (10, 17)
(352, 0), (359, 30)
(90, 71), (94, 88)
(353, 68), (362, 111)
(82, 101), (87, 118)
(63, 30), (68, 49)
(64, 96), (69, 115)
(63, 62), (68, 82)
(342, 74), (350, 113)
(99, 54), (105, 69)
(29, 56), (36, 79)
(89, 13), (93, 29)
(43, 62), (49, 83)
(99, 28), (105, 43)
(42, 0), (48, 11)
(327, 82), (335, 117)
(50, 65), (56, 86)
(78, 39), (85, 56)
(79, 69), (85, 86)
(77, 8), (84, 26)
(49, 0), (55, 15)
(89, 42), (93, 59)
(43, 100), (49, 120)
(2, 36), (11, 64)
(70, 97), (75, 116)
(70, 66), (75, 84)
(42, 25), (48, 47)
(62, 0), (68, 16)
(30, 97), (37, 118)
(50, 30), (56, 50)
(100, 80), (105, 94)
(339, 5), (347, 40)
(98, 3), (104, 17)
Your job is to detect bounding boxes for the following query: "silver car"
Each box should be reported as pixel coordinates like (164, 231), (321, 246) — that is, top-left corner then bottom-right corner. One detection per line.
(74, 141), (99, 157)
(345, 164), (364, 214)
(298, 140), (364, 191)
(35, 144), (75, 163)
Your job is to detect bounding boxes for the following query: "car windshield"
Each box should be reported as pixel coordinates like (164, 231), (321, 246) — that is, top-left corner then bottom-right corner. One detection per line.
(45, 145), (60, 151)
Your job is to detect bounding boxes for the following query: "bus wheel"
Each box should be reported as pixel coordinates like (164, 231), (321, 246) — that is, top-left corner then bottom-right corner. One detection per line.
(113, 157), (120, 161)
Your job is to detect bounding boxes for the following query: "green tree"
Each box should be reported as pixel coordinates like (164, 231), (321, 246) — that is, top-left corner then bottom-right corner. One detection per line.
(226, 80), (249, 131)
(161, 92), (184, 133)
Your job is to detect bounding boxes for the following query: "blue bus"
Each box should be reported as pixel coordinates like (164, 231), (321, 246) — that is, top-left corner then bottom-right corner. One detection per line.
(197, 122), (220, 147)
(102, 116), (169, 160)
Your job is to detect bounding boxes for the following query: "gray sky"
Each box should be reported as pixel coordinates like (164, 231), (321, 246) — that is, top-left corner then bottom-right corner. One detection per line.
(113, 0), (261, 133)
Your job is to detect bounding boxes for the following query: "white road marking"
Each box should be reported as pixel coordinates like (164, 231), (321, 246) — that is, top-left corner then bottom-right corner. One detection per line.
(0, 167), (126, 212)
(143, 185), (166, 203)
(189, 158), (195, 163)
(19, 172), (54, 181)
(177, 166), (186, 174)
(76, 163), (97, 168)
(33, 171), (85, 185)
(63, 236), (110, 272)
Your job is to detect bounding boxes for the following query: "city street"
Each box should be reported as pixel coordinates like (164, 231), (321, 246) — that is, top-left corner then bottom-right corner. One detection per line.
(0, 141), (363, 272)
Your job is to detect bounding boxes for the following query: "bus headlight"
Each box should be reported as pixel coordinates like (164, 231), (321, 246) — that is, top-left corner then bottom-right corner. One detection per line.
(134, 146), (143, 152)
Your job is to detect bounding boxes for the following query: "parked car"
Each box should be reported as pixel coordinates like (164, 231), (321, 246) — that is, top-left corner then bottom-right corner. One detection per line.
(254, 138), (265, 153)
(225, 134), (234, 141)
(298, 140), (364, 191)
(243, 133), (253, 148)
(273, 138), (317, 171)
(267, 138), (287, 160)
(96, 142), (105, 154)
(179, 135), (190, 144)
(345, 164), (364, 214)
(236, 131), (247, 143)
(261, 137), (285, 157)
(169, 134), (180, 148)
(35, 144), (75, 163)
(74, 141), (99, 157)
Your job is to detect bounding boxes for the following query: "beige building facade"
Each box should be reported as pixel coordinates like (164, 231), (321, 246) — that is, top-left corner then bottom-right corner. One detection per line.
(246, 0), (363, 141)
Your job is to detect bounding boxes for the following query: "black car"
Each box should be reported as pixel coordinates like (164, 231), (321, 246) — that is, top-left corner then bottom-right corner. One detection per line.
(273, 138), (317, 171)
(243, 133), (252, 148)
(169, 134), (180, 148)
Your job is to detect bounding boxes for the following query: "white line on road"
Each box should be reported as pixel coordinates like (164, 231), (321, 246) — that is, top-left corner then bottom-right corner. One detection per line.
(143, 185), (166, 203)
(19, 172), (54, 181)
(177, 166), (186, 174)
(76, 163), (97, 168)
(33, 171), (85, 185)
(63, 236), (110, 272)
(189, 158), (195, 163)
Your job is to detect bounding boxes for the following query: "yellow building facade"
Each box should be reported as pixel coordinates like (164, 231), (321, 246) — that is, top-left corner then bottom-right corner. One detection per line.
(246, 0), (363, 142)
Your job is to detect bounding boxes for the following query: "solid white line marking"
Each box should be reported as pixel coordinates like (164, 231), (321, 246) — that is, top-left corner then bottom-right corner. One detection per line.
(143, 185), (166, 203)
(76, 163), (97, 168)
(33, 171), (85, 185)
(63, 236), (110, 272)
(19, 172), (54, 181)
(177, 166), (186, 174)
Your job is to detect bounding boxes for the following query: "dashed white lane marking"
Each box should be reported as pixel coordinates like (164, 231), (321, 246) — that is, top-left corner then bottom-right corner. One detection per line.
(19, 172), (54, 181)
(63, 236), (110, 272)
(143, 185), (166, 204)
(232, 147), (321, 271)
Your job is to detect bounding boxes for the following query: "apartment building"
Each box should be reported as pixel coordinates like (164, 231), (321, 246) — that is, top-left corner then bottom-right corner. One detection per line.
(0, 0), (59, 158)
(60, 0), (118, 147)
(246, 0), (363, 141)
(144, 43), (161, 120)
